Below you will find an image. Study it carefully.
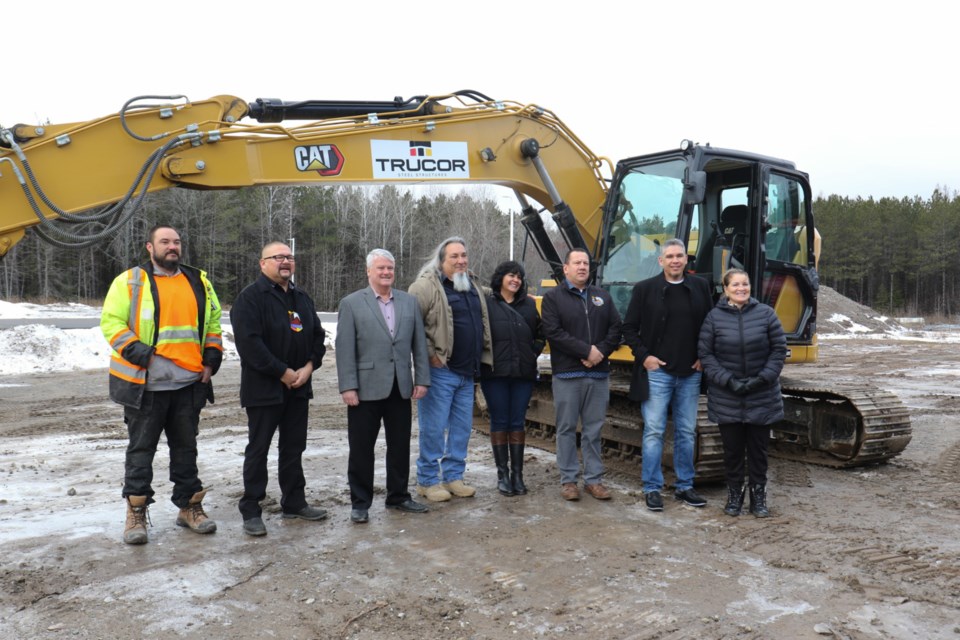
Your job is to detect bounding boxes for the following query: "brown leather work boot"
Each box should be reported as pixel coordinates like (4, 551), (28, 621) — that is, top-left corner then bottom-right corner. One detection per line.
(584, 483), (612, 500)
(560, 483), (580, 501)
(175, 489), (217, 534)
(123, 495), (150, 545)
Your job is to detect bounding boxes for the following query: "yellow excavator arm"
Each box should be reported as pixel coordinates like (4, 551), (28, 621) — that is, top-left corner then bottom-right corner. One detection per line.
(0, 92), (611, 268)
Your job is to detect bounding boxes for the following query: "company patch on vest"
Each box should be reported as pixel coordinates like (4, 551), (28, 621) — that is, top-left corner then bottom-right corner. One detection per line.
(370, 140), (470, 179)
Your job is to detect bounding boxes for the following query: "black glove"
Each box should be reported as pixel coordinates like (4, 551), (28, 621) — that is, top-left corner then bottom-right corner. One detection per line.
(744, 376), (765, 392)
(727, 377), (749, 395)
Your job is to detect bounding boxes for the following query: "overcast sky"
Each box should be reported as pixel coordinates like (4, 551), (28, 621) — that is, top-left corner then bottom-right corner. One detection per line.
(4, 1), (954, 200)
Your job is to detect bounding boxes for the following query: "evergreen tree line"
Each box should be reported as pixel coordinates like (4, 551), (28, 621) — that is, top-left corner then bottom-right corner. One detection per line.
(814, 188), (960, 316)
(4, 185), (958, 317)
(0, 185), (555, 311)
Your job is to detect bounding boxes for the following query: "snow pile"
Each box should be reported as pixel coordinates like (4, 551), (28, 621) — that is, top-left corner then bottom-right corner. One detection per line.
(0, 325), (108, 375)
(0, 300), (337, 377)
(817, 286), (906, 336)
(0, 299), (100, 318)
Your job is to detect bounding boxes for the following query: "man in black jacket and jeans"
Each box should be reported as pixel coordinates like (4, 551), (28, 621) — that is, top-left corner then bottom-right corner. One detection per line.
(231, 241), (328, 536)
(541, 249), (622, 501)
(622, 238), (713, 512)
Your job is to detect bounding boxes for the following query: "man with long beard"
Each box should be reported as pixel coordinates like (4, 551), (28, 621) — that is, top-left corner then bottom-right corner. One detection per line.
(408, 236), (492, 502)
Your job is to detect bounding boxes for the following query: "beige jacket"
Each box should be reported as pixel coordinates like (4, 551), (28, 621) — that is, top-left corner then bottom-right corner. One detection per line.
(408, 269), (492, 368)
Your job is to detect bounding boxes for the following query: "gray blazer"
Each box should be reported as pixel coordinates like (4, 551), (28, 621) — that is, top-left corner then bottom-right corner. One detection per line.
(336, 287), (430, 401)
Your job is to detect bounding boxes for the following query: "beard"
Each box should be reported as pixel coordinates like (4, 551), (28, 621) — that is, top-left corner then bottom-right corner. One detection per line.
(153, 249), (180, 272)
(451, 271), (472, 292)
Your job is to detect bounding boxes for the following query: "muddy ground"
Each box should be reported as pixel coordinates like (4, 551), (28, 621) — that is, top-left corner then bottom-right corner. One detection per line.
(2, 329), (960, 638)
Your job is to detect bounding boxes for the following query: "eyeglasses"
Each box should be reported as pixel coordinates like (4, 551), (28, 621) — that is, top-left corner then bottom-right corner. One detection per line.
(263, 255), (296, 263)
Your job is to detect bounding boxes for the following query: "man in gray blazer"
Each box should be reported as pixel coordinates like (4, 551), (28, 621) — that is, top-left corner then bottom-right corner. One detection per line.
(336, 248), (431, 523)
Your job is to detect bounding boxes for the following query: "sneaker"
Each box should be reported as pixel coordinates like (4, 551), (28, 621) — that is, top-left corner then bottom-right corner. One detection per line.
(417, 484), (452, 502)
(242, 517), (267, 537)
(560, 482), (580, 501)
(645, 491), (664, 512)
(443, 480), (477, 498)
(674, 488), (707, 508)
(282, 505), (329, 521)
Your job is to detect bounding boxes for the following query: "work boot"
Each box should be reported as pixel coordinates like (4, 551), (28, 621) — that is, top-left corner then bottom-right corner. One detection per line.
(417, 484), (452, 502)
(749, 483), (771, 518)
(175, 489), (217, 534)
(508, 431), (528, 495)
(444, 479), (477, 498)
(724, 484), (745, 517)
(123, 495), (150, 545)
(491, 432), (514, 496)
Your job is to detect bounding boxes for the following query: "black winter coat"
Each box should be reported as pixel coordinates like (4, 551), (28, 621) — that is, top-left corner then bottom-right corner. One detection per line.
(541, 283), (622, 375)
(698, 297), (786, 426)
(231, 274), (326, 408)
(622, 273), (713, 402)
(481, 293), (544, 380)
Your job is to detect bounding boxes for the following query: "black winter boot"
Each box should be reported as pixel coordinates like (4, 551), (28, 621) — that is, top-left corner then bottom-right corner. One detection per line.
(508, 431), (528, 495)
(724, 484), (745, 517)
(491, 432), (514, 496)
(749, 483), (770, 518)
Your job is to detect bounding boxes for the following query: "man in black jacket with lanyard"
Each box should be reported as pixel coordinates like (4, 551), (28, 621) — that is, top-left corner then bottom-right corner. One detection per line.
(623, 238), (713, 512)
(541, 249), (622, 501)
(231, 241), (328, 536)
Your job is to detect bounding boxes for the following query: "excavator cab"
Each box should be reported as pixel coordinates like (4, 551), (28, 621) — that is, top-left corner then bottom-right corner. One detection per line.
(597, 142), (819, 364)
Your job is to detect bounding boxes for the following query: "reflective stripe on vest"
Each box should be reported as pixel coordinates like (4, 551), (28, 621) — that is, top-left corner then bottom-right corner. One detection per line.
(126, 267), (146, 338)
(109, 267), (149, 384)
(109, 354), (147, 385)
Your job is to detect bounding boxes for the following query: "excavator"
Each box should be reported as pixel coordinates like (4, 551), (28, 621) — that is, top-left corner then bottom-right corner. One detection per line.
(0, 91), (911, 476)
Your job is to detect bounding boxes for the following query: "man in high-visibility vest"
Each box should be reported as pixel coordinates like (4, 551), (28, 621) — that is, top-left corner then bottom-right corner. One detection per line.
(100, 224), (224, 545)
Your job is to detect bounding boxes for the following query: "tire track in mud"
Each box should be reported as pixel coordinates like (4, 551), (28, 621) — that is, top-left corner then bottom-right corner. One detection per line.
(935, 441), (960, 480)
(707, 516), (960, 607)
(2, 394), (118, 438)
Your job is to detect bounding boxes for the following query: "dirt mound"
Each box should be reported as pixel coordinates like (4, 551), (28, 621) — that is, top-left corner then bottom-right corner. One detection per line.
(816, 284), (903, 334)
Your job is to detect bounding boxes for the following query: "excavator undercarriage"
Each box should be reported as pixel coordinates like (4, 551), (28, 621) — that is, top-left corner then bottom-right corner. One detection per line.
(474, 369), (912, 483)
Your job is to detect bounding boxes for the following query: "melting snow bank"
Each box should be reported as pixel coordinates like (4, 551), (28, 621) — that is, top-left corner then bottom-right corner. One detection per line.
(0, 325), (109, 375)
(0, 300), (100, 318)
(0, 320), (337, 377)
(819, 329), (960, 343)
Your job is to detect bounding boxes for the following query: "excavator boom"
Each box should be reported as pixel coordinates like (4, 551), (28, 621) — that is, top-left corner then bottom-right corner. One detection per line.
(0, 92), (609, 271)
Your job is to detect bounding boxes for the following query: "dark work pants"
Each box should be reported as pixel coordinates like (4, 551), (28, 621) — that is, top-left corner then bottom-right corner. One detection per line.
(239, 393), (309, 520)
(347, 380), (413, 509)
(123, 384), (203, 508)
(718, 422), (770, 487)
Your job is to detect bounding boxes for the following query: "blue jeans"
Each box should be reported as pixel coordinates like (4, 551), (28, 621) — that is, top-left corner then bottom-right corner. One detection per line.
(480, 377), (534, 433)
(641, 369), (701, 493)
(417, 366), (476, 487)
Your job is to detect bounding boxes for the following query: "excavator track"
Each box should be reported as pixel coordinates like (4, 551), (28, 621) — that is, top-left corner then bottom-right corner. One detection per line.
(771, 375), (912, 467)
(473, 372), (911, 481)
(474, 370), (727, 482)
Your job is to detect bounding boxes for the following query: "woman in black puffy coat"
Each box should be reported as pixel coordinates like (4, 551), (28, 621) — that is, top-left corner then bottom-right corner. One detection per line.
(698, 268), (787, 517)
(480, 261), (544, 497)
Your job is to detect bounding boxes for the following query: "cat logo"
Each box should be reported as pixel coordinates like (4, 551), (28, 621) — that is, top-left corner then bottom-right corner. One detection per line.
(294, 145), (345, 176)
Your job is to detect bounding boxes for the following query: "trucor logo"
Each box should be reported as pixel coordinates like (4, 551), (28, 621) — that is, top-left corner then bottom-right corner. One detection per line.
(371, 140), (470, 179)
(294, 145), (344, 176)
